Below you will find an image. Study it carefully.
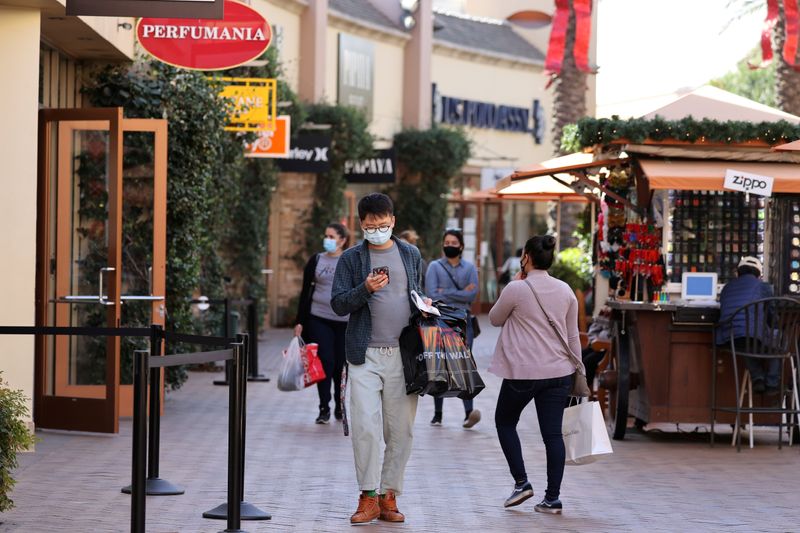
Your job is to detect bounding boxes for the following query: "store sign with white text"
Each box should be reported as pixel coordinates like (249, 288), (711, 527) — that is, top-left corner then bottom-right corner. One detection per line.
(344, 149), (396, 183)
(136, 0), (271, 71)
(432, 84), (545, 144)
(724, 169), (774, 197)
(246, 116), (291, 158)
(338, 34), (374, 122)
(275, 135), (332, 173)
(67, 0), (223, 19)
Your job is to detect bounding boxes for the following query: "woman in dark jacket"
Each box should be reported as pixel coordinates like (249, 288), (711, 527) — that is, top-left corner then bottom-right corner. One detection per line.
(294, 223), (350, 424)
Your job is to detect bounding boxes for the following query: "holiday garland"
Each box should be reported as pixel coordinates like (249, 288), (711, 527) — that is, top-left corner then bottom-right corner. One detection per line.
(561, 115), (800, 152)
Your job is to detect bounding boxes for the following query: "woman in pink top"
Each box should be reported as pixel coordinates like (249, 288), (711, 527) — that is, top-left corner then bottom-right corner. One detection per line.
(488, 235), (579, 515)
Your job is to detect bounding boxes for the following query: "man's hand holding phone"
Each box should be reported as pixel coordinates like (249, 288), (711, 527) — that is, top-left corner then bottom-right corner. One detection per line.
(366, 266), (389, 293)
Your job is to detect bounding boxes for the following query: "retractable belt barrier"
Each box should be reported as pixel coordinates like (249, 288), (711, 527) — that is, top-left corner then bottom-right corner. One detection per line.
(188, 298), (270, 385)
(0, 325), (270, 533)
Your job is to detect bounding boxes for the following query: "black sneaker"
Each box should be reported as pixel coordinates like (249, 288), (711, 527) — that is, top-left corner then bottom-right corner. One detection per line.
(334, 405), (343, 421)
(503, 481), (533, 508)
(430, 413), (442, 426)
(534, 498), (562, 514)
(315, 408), (331, 424)
(752, 378), (766, 394)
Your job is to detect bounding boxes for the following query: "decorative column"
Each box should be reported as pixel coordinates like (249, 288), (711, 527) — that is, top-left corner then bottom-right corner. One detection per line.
(402, 0), (432, 129)
(299, 0), (328, 103)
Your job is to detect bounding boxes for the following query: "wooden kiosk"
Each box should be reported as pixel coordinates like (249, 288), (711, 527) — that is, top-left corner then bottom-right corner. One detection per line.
(496, 87), (800, 439)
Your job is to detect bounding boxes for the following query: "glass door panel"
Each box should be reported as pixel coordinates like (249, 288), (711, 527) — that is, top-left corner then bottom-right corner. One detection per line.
(34, 110), (168, 432)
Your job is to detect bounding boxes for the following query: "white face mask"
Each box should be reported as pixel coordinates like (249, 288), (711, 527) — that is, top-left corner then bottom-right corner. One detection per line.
(364, 229), (392, 246)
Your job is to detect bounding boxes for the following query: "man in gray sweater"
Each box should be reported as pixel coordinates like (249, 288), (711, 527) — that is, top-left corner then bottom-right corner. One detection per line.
(331, 193), (429, 525)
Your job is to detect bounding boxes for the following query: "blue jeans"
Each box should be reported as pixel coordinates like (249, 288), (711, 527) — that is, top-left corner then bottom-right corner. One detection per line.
(495, 375), (572, 501)
(306, 315), (347, 411)
(434, 315), (474, 415)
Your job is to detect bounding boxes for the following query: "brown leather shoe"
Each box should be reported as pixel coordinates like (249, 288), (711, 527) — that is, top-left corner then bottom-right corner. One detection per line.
(379, 491), (405, 522)
(350, 493), (380, 524)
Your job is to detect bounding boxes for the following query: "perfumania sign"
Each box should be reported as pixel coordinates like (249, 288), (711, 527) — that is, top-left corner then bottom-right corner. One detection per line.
(136, 0), (271, 71)
(432, 84), (545, 143)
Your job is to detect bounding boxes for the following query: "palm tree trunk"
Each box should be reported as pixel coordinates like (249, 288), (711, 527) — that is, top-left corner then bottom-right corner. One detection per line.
(551, 0), (588, 156)
(775, 0), (800, 114)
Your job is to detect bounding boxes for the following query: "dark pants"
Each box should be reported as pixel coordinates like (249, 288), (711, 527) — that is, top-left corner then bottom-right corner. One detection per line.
(732, 338), (780, 389)
(495, 375), (572, 501)
(434, 315), (474, 415)
(582, 347), (606, 386)
(306, 315), (347, 411)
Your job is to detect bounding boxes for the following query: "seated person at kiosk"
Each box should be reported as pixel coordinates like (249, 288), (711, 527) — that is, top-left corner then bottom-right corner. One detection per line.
(714, 256), (777, 394)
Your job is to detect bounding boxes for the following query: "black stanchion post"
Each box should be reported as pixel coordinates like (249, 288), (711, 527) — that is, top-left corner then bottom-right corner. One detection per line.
(246, 300), (269, 382)
(123, 325), (184, 496)
(239, 332), (271, 519)
(131, 350), (149, 533)
(204, 334), (270, 523)
(224, 342), (245, 533)
(214, 298), (232, 386)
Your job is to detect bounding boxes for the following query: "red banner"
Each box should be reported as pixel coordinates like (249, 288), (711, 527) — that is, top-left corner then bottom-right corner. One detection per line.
(545, 0), (571, 78)
(572, 0), (593, 73)
(749, 0), (778, 69)
(783, 0), (800, 70)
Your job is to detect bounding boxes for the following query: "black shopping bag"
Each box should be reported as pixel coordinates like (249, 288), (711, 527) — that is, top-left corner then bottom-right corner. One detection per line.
(399, 311), (484, 399)
(400, 315), (449, 396)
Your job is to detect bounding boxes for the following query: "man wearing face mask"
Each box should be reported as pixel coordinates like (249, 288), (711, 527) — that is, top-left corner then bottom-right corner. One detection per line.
(331, 193), (430, 525)
(295, 223), (351, 424)
(425, 228), (481, 428)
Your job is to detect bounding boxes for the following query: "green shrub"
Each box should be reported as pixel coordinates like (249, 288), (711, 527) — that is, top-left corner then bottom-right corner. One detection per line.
(550, 247), (592, 291)
(390, 127), (471, 260)
(0, 374), (36, 512)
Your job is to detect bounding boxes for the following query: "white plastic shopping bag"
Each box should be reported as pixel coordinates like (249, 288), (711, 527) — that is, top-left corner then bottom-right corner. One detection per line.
(562, 400), (613, 465)
(277, 336), (306, 391)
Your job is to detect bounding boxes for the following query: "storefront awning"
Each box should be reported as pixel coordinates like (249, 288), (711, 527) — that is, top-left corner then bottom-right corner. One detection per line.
(495, 152), (622, 202)
(772, 139), (800, 152)
(492, 177), (591, 202)
(638, 158), (800, 192)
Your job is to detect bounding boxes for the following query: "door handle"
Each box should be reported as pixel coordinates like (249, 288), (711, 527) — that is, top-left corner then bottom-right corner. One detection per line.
(120, 295), (165, 301)
(99, 267), (115, 306)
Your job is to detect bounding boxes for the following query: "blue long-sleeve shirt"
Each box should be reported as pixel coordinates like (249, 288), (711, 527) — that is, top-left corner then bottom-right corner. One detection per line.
(425, 258), (479, 311)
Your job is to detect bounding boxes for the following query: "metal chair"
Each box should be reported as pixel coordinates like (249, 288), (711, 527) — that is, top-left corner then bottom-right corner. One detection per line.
(711, 297), (800, 451)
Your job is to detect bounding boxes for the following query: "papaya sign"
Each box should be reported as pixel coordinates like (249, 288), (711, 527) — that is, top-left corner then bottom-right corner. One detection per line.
(136, 0), (271, 71)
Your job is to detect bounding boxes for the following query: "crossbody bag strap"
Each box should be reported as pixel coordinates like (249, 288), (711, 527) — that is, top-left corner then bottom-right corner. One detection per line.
(523, 278), (584, 372)
(437, 259), (463, 290)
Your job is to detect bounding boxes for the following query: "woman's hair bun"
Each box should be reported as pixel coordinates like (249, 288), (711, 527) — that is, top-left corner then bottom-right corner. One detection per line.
(542, 235), (556, 251)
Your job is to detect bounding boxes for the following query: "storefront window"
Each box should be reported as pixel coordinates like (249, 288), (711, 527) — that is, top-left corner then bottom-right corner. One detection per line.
(667, 190), (765, 284)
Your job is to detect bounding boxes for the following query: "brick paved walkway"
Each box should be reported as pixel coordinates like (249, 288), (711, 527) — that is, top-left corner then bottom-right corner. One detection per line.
(2, 318), (799, 532)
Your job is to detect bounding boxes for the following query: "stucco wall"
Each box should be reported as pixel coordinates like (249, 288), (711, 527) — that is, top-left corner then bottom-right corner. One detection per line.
(258, 0), (303, 93)
(0, 6), (40, 424)
(431, 50), (552, 168)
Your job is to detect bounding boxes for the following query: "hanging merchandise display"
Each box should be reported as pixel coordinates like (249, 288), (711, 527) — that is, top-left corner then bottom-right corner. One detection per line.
(596, 165), (666, 301)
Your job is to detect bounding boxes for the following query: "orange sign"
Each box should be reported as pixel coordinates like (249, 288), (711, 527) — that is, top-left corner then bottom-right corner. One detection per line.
(245, 115), (290, 158)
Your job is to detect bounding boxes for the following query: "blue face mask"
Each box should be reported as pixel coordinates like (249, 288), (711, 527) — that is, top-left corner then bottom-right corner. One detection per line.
(323, 238), (338, 253)
(364, 229), (392, 246)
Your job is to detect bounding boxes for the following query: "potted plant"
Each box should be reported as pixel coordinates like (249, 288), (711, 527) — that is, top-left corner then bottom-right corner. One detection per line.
(0, 372), (36, 513)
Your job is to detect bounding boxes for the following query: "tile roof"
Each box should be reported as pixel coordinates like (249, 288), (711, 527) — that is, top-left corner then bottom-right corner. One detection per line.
(329, 0), (403, 31)
(433, 10), (544, 63)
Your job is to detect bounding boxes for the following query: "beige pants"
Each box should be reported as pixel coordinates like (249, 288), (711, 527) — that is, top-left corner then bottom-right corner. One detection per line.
(349, 346), (418, 494)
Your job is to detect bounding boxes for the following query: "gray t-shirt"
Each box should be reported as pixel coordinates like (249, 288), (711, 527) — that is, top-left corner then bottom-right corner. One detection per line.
(369, 244), (410, 347)
(311, 254), (348, 322)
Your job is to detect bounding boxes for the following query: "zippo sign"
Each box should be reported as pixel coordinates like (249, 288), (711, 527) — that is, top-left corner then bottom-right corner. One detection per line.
(136, 0), (271, 71)
(724, 169), (774, 197)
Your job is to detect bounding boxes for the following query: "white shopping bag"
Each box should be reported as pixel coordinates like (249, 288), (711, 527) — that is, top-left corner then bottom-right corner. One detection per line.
(277, 336), (306, 392)
(562, 400), (613, 465)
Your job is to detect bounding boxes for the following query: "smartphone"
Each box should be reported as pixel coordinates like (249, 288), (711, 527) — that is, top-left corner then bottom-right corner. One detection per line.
(372, 266), (389, 283)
